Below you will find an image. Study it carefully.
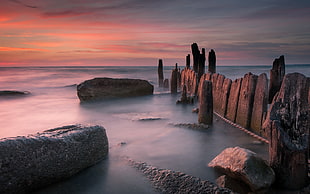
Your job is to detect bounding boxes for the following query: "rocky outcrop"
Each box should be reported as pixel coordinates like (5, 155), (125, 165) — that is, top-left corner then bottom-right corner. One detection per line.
(208, 147), (275, 192)
(77, 78), (154, 102)
(0, 90), (30, 96)
(225, 78), (242, 122)
(263, 73), (309, 189)
(158, 59), (164, 87)
(0, 125), (109, 193)
(208, 49), (216, 73)
(268, 55), (285, 103)
(198, 80), (213, 125)
(128, 159), (233, 194)
(250, 73), (268, 135)
(235, 73), (258, 129)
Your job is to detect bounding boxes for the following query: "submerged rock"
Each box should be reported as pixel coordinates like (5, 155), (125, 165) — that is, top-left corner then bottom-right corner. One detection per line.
(172, 123), (209, 130)
(127, 159), (233, 194)
(0, 90), (30, 96)
(77, 78), (154, 102)
(0, 125), (109, 193)
(208, 147), (275, 192)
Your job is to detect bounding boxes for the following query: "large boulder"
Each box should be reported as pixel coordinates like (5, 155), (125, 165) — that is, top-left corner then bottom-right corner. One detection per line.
(208, 147), (275, 192)
(0, 125), (109, 193)
(77, 78), (154, 102)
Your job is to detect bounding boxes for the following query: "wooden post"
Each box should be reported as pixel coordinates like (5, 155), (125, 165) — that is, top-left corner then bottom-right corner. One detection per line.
(268, 55), (285, 103)
(208, 49), (216, 73)
(198, 80), (213, 125)
(158, 59), (164, 87)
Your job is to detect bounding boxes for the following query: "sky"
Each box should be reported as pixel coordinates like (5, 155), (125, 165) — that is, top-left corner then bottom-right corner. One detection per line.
(0, 0), (310, 66)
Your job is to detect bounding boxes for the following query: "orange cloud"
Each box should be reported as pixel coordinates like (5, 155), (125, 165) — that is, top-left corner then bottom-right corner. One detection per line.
(0, 47), (48, 52)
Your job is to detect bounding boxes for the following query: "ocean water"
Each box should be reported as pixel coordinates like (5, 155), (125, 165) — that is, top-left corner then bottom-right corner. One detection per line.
(0, 65), (309, 193)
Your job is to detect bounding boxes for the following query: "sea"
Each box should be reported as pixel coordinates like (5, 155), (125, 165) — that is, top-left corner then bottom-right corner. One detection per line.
(0, 64), (309, 193)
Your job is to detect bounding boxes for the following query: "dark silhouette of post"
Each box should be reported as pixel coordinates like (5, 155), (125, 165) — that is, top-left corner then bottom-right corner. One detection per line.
(198, 48), (206, 81)
(158, 59), (164, 87)
(198, 80), (213, 125)
(191, 43), (200, 73)
(268, 55), (285, 103)
(186, 54), (190, 69)
(208, 49), (216, 73)
(170, 66), (178, 94)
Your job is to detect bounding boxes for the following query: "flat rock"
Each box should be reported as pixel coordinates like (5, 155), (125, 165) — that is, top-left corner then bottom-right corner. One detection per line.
(77, 78), (154, 102)
(0, 125), (109, 193)
(0, 90), (30, 96)
(208, 147), (275, 192)
(172, 123), (209, 130)
(128, 159), (233, 194)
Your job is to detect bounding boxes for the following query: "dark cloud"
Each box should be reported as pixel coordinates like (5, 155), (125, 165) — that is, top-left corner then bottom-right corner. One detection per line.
(9, 0), (37, 8)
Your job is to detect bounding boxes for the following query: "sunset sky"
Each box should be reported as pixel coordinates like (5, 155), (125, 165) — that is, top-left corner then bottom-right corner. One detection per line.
(1, 0), (309, 66)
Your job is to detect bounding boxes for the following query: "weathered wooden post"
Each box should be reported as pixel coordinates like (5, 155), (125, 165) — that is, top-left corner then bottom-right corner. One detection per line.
(186, 54), (190, 69)
(208, 49), (216, 73)
(235, 72), (258, 129)
(198, 48), (206, 81)
(170, 66), (178, 94)
(268, 55), (285, 103)
(191, 43), (200, 73)
(163, 79), (169, 89)
(158, 59), (164, 87)
(250, 73), (268, 135)
(198, 80), (213, 125)
(263, 73), (309, 189)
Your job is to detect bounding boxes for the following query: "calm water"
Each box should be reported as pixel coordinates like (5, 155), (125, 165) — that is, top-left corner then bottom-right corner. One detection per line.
(0, 65), (309, 193)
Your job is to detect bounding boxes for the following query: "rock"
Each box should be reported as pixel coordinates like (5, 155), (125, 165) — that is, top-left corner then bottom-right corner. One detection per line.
(263, 73), (309, 189)
(186, 54), (190, 69)
(268, 55), (285, 103)
(225, 78), (243, 122)
(138, 118), (162, 121)
(158, 59), (164, 87)
(173, 123), (209, 130)
(235, 72), (258, 129)
(163, 79), (169, 89)
(198, 80), (213, 125)
(0, 90), (30, 96)
(250, 73), (268, 135)
(208, 49), (216, 73)
(0, 125), (109, 193)
(216, 175), (251, 194)
(77, 78), (154, 102)
(218, 78), (232, 116)
(208, 147), (275, 192)
(128, 159), (233, 194)
(191, 43), (200, 73)
(192, 108), (199, 113)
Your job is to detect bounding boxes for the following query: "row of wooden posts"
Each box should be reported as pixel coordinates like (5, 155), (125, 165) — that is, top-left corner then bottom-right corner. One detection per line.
(157, 42), (309, 189)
